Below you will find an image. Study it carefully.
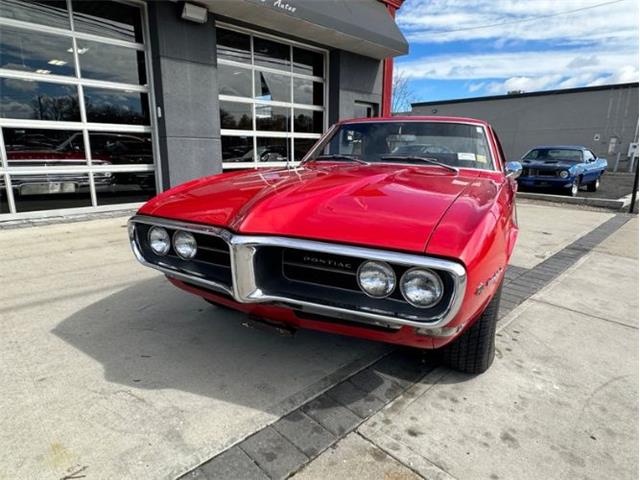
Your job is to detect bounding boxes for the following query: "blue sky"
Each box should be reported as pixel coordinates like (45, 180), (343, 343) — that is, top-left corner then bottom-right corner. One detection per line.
(394, 0), (639, 107)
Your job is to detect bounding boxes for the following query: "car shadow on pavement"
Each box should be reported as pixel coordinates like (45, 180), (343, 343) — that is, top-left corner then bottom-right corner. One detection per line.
(52, 276), (391, 413)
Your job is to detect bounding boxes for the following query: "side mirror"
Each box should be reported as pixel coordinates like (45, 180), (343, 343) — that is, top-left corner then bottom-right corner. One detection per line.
(505, 161), (522, 179)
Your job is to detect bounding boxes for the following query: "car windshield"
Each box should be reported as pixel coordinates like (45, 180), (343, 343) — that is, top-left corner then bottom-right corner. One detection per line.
(524, 148), (583, 162)
(306, 121), (495, 170)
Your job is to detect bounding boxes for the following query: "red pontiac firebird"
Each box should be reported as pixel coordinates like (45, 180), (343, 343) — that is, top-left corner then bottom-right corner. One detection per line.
(128, 117), (523, 374)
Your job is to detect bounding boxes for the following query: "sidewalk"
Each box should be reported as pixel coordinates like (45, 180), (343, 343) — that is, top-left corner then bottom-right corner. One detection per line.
(293, 217), (639, 480)
(0, 204), (636, 480)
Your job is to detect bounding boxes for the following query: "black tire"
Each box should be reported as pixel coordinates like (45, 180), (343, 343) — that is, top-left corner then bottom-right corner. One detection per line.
(587, 177), (600, 192)
(441, 283), (502, 374)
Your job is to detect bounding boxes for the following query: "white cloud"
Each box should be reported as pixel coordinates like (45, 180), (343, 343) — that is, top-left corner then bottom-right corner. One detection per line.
(396, 49), (636, 81)
(397, 0), (639, 46)
(396, 0), (638, 96)
(467, 82), (485, 92)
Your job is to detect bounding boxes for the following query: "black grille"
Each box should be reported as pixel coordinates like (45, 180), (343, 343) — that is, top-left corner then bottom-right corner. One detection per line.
(525, 168), (558, 177)
(133, 223), (232, 288)
(282, 248), (361, 291)
(253, 246), (454, 320)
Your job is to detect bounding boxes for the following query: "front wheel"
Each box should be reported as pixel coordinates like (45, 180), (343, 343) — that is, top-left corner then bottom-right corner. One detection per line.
(441, 283), (502, 374)
(568, 179), (579, 197)
(587, 177), (600, 192)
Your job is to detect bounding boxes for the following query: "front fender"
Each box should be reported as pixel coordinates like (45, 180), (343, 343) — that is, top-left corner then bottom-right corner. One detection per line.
(426, 179), (514, 335)
(568, 165), (586, 180)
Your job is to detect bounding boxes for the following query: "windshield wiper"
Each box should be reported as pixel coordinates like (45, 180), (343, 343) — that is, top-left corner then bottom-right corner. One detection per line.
(379, 155), (458, 173)
(310, 154), (369, 165)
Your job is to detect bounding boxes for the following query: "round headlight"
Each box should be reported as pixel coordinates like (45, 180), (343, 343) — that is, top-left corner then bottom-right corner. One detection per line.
(148, 227), (170, 256)
(173, 230), (197, 259)
(400, 268), (443, 308)
(559, 170), (569, 178)
(357, 261), (396, 298)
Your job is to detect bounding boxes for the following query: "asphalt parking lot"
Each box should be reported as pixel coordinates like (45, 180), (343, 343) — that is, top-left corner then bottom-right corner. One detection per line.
(1, 201), (637, 479)
(518, 172), (636, 200)
(517, 172), (638, 209)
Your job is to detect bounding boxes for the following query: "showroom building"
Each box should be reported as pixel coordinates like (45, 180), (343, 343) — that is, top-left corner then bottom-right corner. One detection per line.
(0, 0), (407, 219)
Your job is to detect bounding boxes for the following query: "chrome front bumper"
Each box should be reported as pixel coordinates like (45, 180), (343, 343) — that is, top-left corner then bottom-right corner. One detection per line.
(128, 214), (468, 335)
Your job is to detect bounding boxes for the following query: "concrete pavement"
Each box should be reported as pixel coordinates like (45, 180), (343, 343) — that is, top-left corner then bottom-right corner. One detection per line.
(509, 203), (613, 269)
(300, 217), (638, 480)
(0, 218), (387, 480)
(0, 203), (636, 479)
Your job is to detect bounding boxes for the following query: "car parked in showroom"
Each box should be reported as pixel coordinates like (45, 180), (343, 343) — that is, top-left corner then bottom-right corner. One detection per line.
(518, 145), (608, 196)
(128, 117), (521, 374)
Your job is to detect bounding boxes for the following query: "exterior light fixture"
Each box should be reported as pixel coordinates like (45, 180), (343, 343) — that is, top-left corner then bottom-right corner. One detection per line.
(181, 2), (208, 23)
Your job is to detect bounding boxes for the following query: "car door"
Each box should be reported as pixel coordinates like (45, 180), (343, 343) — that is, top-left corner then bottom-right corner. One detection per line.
(592, 150), (607, 176)
(582, 150), (598, 183)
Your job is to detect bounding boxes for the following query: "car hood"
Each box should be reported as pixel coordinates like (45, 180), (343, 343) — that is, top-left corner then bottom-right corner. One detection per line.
(139, 163), (495, 253)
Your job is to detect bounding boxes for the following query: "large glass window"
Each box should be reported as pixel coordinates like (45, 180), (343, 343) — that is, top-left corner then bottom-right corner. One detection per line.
(255, 71), (291, 102)
(4, 128), (87, 167)
(217, 26), (326, 168)
(88, 132), (152, 165)
(0, 1), (69, 30)
(221, 136), (253, 163)
(216, 28), (251, 63)
(220, 101), (252, 130)
(0, 1), (155, 216)
(0, 79), (80, 121)
(76, 39), (147, 85)
(0, 25), (75, 76)
(72, 1), (143, 43)
(253, 37), (290, 71)
(84, 87), (149, 125)
(12, 173), (93, 212)
(218, 63), (252, 98)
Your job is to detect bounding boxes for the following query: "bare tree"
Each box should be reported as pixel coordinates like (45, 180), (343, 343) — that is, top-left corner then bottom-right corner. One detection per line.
(392, 71), (416, 113)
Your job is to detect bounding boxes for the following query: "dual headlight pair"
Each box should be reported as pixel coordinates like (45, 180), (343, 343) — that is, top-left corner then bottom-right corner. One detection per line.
(145, 227), (441, 308)
(148, 226), (197, 259)
(357, 260), (443, 308)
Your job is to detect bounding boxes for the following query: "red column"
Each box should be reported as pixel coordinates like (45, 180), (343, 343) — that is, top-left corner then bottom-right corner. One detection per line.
(381, 0), (403, 117)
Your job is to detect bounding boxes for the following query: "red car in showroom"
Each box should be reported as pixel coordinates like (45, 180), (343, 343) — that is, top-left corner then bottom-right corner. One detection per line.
(128, 117), (522, 374)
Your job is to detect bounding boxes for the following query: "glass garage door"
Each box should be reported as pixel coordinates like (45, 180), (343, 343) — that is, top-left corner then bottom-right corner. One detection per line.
(0, 0), (157, 217)
(216, 24), (327, 170)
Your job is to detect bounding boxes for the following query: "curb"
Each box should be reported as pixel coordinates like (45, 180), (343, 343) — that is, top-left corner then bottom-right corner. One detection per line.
(516, 192), (630, 210)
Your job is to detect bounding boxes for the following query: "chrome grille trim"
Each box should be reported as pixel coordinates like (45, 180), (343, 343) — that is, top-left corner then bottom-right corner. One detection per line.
(128, 214), (468, 330)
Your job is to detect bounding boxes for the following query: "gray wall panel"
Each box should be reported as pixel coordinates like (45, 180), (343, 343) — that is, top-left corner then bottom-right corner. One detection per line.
(329, 50), (382, 123)
(411, 85), (639, 164)
(148, 2), (222, 190)
(150, 3), (216, 64)
(158, 58), (219, 139)
(164, 138), (222, 187)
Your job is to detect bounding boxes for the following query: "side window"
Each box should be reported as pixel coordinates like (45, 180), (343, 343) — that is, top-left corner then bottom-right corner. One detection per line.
(584, 150), (596, 162)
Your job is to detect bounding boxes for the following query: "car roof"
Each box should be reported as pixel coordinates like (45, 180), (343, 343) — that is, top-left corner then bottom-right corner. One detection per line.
(339, 115), (492, 127)
(529, 145), (587, 151)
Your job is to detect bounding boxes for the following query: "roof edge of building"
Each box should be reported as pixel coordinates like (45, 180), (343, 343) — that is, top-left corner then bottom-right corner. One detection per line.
(411, 82), (640, 108)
